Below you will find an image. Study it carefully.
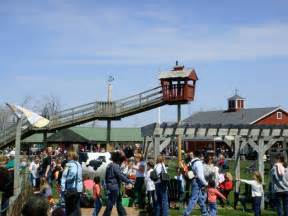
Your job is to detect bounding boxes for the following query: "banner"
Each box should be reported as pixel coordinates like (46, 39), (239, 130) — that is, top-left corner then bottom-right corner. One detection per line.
(6, 103), (50, 128)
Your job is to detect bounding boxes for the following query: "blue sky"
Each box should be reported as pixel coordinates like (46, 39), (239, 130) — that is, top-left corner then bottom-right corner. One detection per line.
(1, 0), (288, 127)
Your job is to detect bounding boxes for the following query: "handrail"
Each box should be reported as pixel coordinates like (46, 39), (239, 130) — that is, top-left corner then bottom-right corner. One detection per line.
(0, 86), (164, 147)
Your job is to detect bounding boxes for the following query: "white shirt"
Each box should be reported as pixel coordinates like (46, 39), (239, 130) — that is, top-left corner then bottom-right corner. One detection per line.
(154, 163), (167, 184)
(29, 161), (39, 178)
(134, 161), (146, 178)
(240, 179), (264, 197)
(145, 169), (155, 191)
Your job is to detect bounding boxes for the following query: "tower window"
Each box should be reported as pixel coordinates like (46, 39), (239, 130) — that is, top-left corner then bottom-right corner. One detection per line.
(277, 112), (283, 119)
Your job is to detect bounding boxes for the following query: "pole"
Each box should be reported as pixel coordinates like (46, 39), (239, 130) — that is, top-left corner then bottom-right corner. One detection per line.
(14, 117), (23, 196)
(177, 104), (181, 122)
(177, 104), (182, 163)
(106, 81), (112, 150)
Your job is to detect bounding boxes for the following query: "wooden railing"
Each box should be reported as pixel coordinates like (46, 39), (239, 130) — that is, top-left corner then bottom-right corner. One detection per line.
(0, 86), (163, 147)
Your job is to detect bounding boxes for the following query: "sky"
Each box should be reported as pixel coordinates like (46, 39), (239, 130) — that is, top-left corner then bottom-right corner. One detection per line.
(1, 0), (288, 128)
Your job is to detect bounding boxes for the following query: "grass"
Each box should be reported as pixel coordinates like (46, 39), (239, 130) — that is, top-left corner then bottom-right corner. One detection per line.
(165, 158), (277, 216)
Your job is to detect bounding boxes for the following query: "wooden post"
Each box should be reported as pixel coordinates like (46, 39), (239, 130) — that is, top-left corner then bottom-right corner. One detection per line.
(106, 120), (111, 150)
(14, 117), (23, 196)
(177, 104), (182, 163)
(43, 132), (48, 148)
(154, 124), (161, 163)
(177, 135), (182, 163)
(234, 136), (241, 193)
(257, 138), (265, 210)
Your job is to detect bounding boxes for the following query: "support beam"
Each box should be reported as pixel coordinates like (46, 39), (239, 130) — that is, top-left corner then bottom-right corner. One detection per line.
(14, 117), (23, 196)
(234, 136), (242, 193)
(43, 132), (48, 148)
(106, 120), (111, 150)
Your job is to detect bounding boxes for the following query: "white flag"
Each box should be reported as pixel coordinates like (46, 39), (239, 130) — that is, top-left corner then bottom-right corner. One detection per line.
(6, 103), (50, 128)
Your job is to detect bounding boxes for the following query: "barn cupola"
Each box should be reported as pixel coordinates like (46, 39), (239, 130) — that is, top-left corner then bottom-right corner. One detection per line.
(227, 91), (245, 112)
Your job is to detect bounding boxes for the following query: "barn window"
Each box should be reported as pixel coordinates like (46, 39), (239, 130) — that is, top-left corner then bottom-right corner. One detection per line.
(277, 112), (283, 119)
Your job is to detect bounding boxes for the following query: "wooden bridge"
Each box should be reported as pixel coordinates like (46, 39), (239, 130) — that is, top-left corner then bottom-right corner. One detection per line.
(0, 86), (167, 148)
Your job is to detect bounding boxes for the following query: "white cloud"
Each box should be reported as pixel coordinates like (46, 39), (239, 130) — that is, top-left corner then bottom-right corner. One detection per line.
(4, 2), (288, 64)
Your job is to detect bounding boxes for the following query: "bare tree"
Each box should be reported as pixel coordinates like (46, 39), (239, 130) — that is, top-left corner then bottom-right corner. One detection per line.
(39, 95), (61, 119)
(0, 105), (13, 130)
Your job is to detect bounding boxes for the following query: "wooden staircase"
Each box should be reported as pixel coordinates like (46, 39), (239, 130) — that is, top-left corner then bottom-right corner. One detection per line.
(0, 86), (165, 148)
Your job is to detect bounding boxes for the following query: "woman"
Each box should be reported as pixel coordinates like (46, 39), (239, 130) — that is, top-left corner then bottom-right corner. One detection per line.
(154, 155), (169, 216)
(61, 150), (83, 216)
(270, 154), (288, 216)
(133, 153), (146, 208)
(103, 151), (133, 216)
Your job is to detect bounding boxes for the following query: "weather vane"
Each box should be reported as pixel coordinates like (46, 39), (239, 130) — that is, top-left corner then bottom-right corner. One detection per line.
(108, 75), (114, 83)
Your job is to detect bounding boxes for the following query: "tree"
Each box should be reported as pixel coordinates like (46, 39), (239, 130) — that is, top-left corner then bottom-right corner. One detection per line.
(39, 95), (61, 119)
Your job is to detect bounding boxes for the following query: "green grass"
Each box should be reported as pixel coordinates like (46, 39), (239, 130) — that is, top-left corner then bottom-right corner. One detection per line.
(165, 158), (277, 216)
(168, 208), (277, 216)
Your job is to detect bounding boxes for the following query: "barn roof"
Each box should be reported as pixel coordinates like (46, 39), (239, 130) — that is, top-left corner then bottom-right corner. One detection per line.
(183, 107), (278, 125)
(22, 127), (143, 144)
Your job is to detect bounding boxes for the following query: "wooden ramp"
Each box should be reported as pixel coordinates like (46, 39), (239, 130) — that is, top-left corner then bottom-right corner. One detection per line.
(0, 86), (166, 148)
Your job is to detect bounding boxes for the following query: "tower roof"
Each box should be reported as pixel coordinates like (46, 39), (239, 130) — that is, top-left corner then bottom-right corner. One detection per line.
(228, 94), (245, 101)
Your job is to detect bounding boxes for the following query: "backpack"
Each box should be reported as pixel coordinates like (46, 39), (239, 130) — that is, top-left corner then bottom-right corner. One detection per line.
(186, 159), (200, 180)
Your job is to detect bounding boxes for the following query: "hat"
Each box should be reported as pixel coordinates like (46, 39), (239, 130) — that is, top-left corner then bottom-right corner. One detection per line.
(8, 150), (15, 157)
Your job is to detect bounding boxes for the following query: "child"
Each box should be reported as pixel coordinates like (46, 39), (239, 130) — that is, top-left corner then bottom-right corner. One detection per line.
(92, 176), (102, 216)
(218, 172), (233, 206)
(145, 160), (156, 215)
(40, 177), (52, 199)
(237, 171), (264, 216)
(174, 167), (186, 209)
(207, 179), (226, 216)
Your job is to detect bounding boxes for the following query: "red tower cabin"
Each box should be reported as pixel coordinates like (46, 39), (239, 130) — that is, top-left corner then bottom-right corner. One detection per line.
(159, 64), (198, 104)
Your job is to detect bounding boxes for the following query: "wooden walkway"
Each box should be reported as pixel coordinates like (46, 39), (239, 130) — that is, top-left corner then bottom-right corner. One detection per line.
(81, 207), (141, 216)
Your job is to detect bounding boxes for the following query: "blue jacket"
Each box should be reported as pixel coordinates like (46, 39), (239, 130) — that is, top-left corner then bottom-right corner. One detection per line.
(61, 160), (83, 192)
(105, 162), (131, 191)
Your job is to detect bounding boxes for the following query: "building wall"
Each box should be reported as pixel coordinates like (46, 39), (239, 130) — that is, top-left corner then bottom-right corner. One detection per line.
(255, 110), (288, 125)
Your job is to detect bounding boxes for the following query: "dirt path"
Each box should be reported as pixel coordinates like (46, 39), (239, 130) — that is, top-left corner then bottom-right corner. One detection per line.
(81, 207), (141, 216)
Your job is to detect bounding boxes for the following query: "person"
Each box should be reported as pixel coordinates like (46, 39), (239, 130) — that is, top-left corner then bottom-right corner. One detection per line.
(270, 154), (288, 216)
(83, 174), (94, 195)
(203, 155), (219, 186)
(145, 160), (156, 215)
(218, 172), (233, 206)
(154, 155), (169, 216)
(103, 151), (133, 216)
(40, 177), (53, 200)
(237, 171), (263, 216)
(0, 166), (13, 216)
(40, 147), (53, 184)
(174, 167), (186, 208)
(92, 176), (102, 216)
(183, 150), (209, 216)
(207, 179), (226, 216)
(133, 153), (146, 208)
(22, 194), (50, 216)
(5, 151), (15, 171)
(61, 150), (83, 216)
(29, 157), (40, 190)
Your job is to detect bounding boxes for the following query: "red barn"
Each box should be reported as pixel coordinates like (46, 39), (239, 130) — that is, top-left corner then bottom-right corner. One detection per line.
(183, 93), (288, 152)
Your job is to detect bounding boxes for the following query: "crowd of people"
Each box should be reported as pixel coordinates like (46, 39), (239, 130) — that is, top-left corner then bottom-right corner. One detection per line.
(1, 144), (288, 216)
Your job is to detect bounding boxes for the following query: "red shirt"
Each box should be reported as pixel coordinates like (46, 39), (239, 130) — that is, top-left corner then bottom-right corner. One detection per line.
(93, 183), (101, 200)
(219, 180), (233, 191)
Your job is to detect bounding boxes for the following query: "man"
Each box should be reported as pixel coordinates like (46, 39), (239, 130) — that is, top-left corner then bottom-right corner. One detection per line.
(103, 151), (133, 216)
(40, 147), (53, 184)
(183, 150), (209, 216)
